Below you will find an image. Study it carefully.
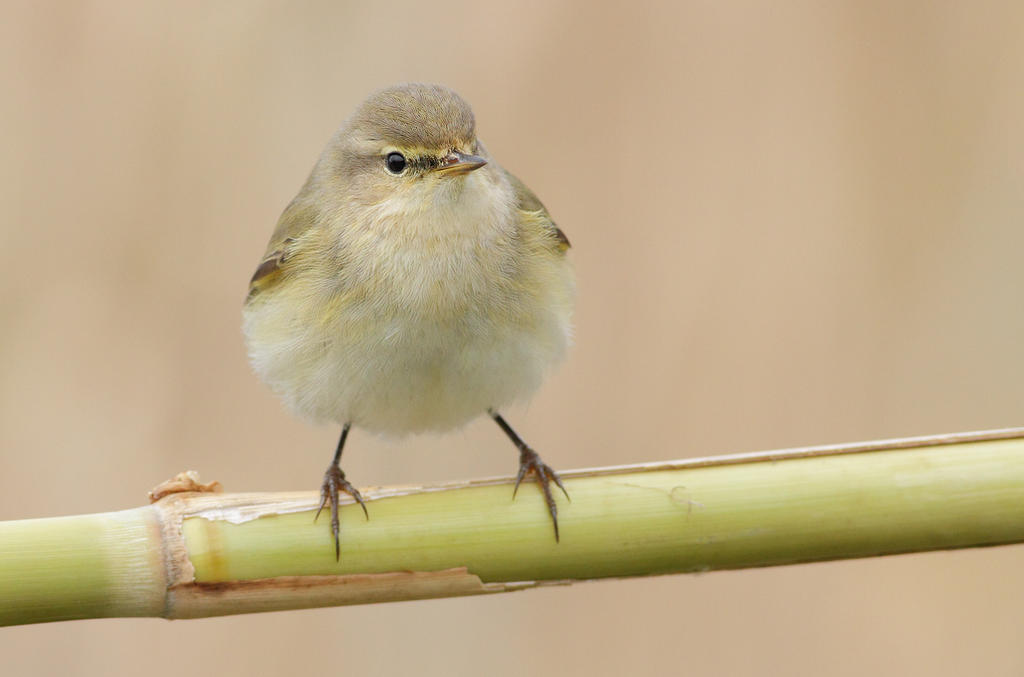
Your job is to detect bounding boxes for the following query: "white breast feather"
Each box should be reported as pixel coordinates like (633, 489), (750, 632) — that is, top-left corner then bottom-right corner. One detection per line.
(243, 170), (574, 434)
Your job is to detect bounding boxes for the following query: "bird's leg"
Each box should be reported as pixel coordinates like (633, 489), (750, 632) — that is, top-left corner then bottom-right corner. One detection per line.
(489, 410), (569, 541)
(314, 423), (368, 560)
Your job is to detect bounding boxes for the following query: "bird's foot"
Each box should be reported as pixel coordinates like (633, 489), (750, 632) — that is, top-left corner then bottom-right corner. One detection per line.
(315, 464), (368, 560)
(513, 446), (570, 541)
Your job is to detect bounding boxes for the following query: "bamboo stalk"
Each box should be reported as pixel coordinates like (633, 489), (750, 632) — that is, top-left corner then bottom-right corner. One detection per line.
(2, 428), (1024, 625)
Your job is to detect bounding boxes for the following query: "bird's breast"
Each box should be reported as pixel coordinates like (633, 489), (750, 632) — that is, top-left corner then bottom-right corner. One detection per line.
(335, 202), (522, 323)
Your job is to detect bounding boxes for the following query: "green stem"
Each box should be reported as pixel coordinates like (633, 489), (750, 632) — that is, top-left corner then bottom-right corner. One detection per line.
(2, 429), (1023, 625)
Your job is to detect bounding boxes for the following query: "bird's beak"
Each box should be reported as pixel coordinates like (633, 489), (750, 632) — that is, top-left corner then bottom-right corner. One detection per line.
(434, 151), (488, 176)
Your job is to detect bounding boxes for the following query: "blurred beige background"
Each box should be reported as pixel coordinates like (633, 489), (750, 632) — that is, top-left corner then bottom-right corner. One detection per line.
(2, 1), (1024, 674)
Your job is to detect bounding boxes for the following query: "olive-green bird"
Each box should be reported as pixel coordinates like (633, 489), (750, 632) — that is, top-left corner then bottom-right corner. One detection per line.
(243, 83), (574, 558)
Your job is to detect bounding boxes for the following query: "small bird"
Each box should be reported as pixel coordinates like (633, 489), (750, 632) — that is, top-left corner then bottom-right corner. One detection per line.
(243, 83), (575, 558)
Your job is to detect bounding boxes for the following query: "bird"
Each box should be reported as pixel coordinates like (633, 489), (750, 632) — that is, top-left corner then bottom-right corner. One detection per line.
(243, 83), (574, 559)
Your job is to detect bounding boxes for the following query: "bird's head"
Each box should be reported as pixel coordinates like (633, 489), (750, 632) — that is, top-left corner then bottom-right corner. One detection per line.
(321, 83), (492, 213)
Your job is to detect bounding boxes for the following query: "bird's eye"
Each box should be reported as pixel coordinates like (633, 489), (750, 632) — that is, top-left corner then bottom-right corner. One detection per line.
(385, 152), (407, 174)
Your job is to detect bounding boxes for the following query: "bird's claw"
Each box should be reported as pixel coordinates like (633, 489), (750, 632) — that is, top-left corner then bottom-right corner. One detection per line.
(315, 464), (368, 560)
(513, 446), (569, 541)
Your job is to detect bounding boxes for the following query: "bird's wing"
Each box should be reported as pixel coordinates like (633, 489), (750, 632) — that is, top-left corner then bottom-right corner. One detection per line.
(246, 197), (318, 301)
(501, 168), (570, 253)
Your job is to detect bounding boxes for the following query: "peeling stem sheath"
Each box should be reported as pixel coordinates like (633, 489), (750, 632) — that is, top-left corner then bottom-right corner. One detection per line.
(3, 428), (1024, 625)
